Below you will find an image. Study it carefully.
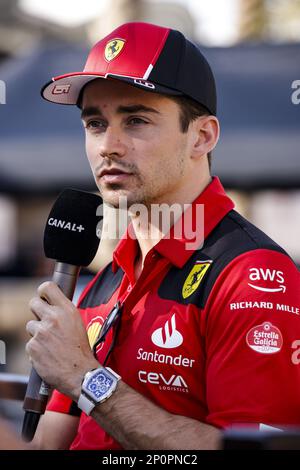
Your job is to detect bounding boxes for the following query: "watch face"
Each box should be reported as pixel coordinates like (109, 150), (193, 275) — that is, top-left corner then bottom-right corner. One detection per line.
(86, 370), (114, 400)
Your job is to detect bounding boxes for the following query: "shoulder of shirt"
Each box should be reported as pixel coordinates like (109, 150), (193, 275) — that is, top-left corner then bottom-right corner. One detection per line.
(158, 209), (297, 308)
(208, 209), (289, 261)
(77, 209), (297, 310)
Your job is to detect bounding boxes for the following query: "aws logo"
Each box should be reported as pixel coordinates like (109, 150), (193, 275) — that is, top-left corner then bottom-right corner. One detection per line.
(86, 316), (105, 353)
(248, 268), (286, 293)
(105, 39), (126, 61)
(182, 260), (212, 299)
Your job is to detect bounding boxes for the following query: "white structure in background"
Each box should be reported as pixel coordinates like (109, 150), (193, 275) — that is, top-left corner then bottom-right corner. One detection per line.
(267, 0), (300, 42)
(0, 340), (6, 365)
(251, 191), (300, 261)
(149, 0), (240, 45)
(87, 0), (197, 43)
(15, 0), (300, 47)
(19, 0), (240, 44)
(0, 197), (17, 268)
(0, 80), (6, 104)
(19, 0), (107, 27)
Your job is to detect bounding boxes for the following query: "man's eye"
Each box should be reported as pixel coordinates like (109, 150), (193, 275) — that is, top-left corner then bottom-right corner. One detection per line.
(85, 120), (106, 130)
(127, 117), (148, 125)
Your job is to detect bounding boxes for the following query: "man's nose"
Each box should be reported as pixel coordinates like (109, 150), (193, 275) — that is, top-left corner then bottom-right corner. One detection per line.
(97, 126), (127, 159)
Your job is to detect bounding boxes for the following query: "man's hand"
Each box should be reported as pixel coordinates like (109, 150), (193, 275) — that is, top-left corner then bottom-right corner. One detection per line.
(26, 281), (99, 401)
(26, 281), (221, 450)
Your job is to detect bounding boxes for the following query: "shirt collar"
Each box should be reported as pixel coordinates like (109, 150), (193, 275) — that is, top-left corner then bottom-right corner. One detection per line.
(112, 176), (234, 274)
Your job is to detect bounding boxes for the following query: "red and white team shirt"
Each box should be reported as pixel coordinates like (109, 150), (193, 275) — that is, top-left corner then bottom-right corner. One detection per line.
(47, 177), (300, 449)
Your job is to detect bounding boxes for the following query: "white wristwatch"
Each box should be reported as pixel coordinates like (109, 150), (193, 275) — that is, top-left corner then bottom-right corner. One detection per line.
(78, 366), (121, 416)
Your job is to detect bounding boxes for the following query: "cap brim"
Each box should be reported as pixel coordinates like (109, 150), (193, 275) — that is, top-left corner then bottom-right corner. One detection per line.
(41, 72), (183, 105)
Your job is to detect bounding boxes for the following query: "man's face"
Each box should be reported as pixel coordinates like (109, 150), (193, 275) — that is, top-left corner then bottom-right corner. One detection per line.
(81, 79), (195, 208)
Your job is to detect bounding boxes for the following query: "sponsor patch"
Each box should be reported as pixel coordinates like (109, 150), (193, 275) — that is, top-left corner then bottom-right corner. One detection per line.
(246, 321), (283, 354)
(105, 39), (126, 61)
(136, 348), (195, 368)
(182, 260), (212, 299)
(151, 314), (183, 349)
(86, 316), (105, 352)
(52, 84), (71, 95)
(248, 268), (286, 293)
(230, 301), (299, 315)
(134, 79), (155, 89)
(138, 370), (189, 393)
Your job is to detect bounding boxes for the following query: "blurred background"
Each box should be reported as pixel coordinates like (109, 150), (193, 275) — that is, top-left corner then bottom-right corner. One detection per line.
(0, 0), (299, 436)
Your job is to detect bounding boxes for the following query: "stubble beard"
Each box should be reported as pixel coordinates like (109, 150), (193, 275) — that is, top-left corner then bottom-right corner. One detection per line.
(96, 174), (149, 210)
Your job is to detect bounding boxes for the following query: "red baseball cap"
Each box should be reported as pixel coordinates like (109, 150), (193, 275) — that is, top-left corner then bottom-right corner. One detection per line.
(41, 22), (217, 115)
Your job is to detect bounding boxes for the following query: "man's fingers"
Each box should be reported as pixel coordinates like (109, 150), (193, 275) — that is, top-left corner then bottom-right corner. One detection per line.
(26, 320), (40, 337)
(29, 296), (53, 320)
(37, 281), (70, 307)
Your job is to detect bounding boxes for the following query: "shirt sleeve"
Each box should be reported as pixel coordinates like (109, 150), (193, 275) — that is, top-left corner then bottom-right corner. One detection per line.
(47, 390), (81, 416)
(203, 248), (300, 429)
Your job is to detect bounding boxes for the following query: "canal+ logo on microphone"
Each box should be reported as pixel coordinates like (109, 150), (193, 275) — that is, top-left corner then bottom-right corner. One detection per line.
(48, 217), (85, 233)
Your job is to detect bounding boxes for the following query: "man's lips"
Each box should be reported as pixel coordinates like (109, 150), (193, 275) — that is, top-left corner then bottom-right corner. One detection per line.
(98, 168), (133, 183)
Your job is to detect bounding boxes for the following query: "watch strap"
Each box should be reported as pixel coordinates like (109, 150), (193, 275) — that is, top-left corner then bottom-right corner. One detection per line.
(78, 392), (96, 416)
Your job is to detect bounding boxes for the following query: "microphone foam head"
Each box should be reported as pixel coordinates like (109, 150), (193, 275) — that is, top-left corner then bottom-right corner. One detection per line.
(44, 188), (102, 266)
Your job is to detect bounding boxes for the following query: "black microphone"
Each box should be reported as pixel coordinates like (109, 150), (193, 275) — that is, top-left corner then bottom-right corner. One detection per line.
(22, 188), (102, 442)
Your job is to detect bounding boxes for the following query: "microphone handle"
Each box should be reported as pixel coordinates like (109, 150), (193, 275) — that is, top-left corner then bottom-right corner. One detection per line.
(22, 262), (80, 442)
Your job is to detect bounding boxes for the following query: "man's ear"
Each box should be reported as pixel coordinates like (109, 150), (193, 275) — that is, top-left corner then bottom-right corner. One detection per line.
(191, 115), (220, 159)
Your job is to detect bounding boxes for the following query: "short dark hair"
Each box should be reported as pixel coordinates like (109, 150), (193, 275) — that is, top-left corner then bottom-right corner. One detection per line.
(169, 95), (212, 170)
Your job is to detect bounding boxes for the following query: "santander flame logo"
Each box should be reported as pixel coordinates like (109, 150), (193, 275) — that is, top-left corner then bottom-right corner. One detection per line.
(151, 314), (183, 349)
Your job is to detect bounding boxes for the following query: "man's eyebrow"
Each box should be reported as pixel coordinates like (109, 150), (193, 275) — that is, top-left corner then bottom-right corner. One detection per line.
(116, 104), (160, 115)
(81, 104), (160, 120)
(81, 106), (102, 120)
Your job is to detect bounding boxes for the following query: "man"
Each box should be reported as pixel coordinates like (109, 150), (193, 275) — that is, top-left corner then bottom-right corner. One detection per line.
(26, 22), (300, 450)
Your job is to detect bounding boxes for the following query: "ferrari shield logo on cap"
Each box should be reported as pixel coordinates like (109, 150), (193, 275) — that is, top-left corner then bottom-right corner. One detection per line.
(105, 39), (126, 61)
(182, 260), (212, 299)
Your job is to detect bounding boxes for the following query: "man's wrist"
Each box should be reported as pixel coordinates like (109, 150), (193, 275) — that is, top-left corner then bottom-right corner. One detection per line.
(69, 359), (100, 402)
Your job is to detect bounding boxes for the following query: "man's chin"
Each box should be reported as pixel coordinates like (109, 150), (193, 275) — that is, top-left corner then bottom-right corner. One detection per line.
(101, 190), (131, 209)
(97, 181), (147, 206)
(102, 193), (146, 210)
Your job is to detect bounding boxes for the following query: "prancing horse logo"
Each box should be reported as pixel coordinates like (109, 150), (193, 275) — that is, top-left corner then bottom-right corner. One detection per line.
(105, 39), (126, 61)
(182, 260), (212, 299)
